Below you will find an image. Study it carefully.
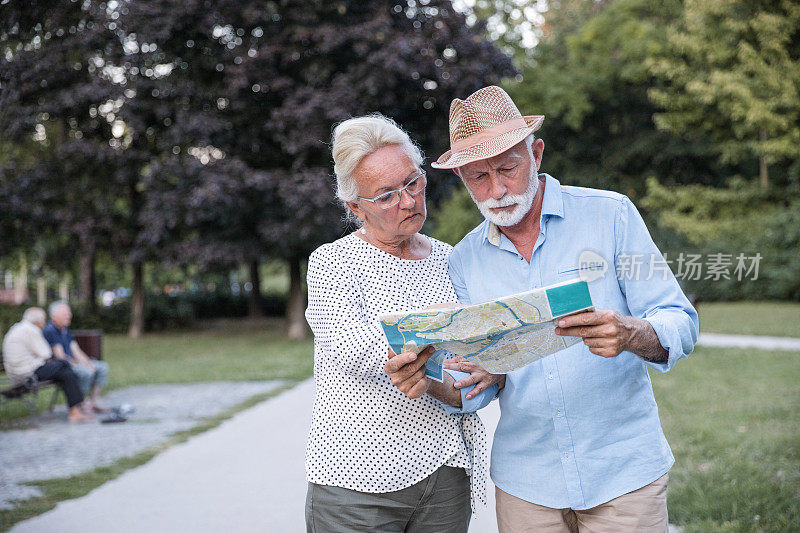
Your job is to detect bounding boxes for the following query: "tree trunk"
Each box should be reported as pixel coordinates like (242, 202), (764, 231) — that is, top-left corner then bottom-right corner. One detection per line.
(759, 127), (769, 190)
(128, 261), (145, 338)
(37, 277), (46, 306)
(15, 260), (27, 305)
(59, 276), (69, 301)
(248, 259), (263, 318)
(286, 256), (307, 339)
(79, 246), (97, 312)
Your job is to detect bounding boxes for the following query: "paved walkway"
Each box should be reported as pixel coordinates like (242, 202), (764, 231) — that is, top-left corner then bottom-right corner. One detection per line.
(0, 381), (284, 511)
(13, 379), (505, 533)
(13, 332), (797, 532)
(697, 332), (800, 351)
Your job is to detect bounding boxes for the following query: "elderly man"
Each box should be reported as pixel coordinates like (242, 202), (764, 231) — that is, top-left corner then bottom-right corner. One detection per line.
(2, 308), (92, 422)
(43, 301), (110, 413)
(388, 86), (698, 532)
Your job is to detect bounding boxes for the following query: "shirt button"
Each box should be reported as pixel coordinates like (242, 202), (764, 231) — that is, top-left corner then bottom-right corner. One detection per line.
(556, 410), (563, 418)
(563, 452), (570, 459)
(547, 373), (554, 380)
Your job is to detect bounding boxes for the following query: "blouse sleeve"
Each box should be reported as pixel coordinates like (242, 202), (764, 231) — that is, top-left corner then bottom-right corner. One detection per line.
(305, 244), (389, 378)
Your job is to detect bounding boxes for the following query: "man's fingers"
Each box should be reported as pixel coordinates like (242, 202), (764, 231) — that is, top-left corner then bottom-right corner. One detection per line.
(387, 347), (398, 359)
(555, 325), (610, 338)
(557, 310), (604, 329)
(443, 360), (478, 373)
(442, 356), (468, 368)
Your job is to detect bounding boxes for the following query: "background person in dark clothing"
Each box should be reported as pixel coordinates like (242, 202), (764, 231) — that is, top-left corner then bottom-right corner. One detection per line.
(43, 301), (110, 413)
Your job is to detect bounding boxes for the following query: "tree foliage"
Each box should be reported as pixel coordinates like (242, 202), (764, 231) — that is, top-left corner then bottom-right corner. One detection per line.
(1, 0), (516, 332)
(500, 0), (739, 200)
(649, 0), (800, 179)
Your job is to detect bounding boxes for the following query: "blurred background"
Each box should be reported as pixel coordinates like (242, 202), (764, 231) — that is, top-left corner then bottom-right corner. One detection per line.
(1, 0), (797, 339)
(1, 1), (798, 531)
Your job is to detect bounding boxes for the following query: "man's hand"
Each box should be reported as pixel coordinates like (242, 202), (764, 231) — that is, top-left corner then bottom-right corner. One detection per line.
(384, 346), (435, 399)
(555, 310), (667, 361)
(443, 356), (505, 400)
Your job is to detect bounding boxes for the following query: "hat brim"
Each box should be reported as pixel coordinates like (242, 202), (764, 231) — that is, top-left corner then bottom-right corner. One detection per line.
(431, 115), (544, 170)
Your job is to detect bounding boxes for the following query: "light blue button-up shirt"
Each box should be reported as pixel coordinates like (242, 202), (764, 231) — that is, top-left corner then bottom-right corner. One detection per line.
(448, 174), (699, 510)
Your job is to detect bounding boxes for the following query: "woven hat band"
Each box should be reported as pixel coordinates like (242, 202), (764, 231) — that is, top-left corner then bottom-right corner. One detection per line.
(450, 117), (529, 154)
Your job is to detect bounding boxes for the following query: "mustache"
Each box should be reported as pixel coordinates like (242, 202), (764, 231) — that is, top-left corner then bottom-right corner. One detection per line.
(478, 192), (530, 209)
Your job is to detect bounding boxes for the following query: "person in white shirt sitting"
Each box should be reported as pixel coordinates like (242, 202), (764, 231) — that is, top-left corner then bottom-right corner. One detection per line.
(2, 307), (92, 423)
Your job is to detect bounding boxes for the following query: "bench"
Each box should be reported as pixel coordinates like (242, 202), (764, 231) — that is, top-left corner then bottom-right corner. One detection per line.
(0, 356), (62, 418)
(0, 329), (103, 418)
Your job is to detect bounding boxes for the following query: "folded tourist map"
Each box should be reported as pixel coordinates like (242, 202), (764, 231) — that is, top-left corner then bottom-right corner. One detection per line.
(379, 278), (594, 380)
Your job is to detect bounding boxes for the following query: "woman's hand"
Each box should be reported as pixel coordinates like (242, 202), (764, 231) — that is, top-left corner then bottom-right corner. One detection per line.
(443, 356), (506, 400)
(384, 346), (435, 399)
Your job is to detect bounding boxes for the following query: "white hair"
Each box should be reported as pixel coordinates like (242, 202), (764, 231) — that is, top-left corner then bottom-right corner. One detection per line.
(331, 114), (424, 222)
(461, 134), (540, 227)
(23, 307), (47, 326)
(48, 300), (69, 316)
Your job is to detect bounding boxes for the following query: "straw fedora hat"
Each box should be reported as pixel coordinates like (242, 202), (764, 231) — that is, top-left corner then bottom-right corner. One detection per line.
(431, 86), (544, 169)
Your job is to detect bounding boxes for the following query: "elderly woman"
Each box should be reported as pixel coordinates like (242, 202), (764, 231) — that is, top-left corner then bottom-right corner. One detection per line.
(304, 115), (503, 532)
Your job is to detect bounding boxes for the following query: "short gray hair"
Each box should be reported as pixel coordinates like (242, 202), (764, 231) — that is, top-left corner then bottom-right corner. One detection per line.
(331, 114), (424, 221)
(23, 307), (47, 325)
(48, 300), (69, 316)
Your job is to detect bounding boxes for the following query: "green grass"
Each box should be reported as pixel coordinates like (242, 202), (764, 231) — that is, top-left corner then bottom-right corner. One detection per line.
(698, 301), (800, 337)
(1, 318), (314, 424)
(652, 346), (800, 532)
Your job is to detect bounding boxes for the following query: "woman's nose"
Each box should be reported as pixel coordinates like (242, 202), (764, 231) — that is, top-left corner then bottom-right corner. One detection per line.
(399, 188), (416, 209)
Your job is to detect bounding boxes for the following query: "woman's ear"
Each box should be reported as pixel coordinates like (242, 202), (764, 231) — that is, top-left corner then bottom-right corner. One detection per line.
(345, 201), (363, 223)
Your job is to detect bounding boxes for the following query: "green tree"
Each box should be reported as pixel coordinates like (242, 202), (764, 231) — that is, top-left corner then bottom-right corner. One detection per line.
(501, 0), (737, 199)
(649, 0), (800, 188)
(642, 177), (800, 300)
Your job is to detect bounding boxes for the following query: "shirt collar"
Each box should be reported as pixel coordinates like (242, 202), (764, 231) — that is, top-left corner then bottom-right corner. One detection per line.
(483, 174), (564, 247)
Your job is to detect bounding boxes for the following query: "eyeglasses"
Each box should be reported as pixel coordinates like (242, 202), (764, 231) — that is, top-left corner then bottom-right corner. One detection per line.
(357, 171), (427, 209)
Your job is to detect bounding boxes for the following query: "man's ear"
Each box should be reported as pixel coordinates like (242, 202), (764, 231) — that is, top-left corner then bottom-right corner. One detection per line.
(533, 138), (545, 169)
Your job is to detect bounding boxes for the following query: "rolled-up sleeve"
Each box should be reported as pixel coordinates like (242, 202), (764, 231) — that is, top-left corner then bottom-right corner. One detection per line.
(305, 245), (388, 378)
(615, 196), (700, 372)
(438, 369), (498, 414)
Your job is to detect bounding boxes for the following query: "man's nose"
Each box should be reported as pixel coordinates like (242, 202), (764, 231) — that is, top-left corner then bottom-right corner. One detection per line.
(488, 173), (507, 199)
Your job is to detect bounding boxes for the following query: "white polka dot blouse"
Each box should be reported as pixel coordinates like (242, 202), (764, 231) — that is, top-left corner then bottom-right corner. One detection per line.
(304, 233), (486, 504)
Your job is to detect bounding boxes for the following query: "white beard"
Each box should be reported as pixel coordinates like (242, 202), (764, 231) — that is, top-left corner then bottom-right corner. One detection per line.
(470, 172), (539, 227)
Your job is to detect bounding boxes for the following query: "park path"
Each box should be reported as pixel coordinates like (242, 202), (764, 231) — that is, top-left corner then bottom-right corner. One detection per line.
(12, 378), (500, 533)
(696, 332), (800, 351)
(12, 332), (797, 532)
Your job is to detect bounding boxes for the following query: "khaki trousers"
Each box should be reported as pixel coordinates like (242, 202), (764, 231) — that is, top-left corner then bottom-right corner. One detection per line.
(496, 474), (669, 533)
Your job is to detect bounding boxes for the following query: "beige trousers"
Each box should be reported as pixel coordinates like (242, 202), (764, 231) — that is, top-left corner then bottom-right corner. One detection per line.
(496, 474), (669, 533)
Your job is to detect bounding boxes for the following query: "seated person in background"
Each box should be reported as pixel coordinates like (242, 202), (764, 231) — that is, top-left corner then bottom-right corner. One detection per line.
(2, 307), (92, 423)
(43, 301), (110, 413)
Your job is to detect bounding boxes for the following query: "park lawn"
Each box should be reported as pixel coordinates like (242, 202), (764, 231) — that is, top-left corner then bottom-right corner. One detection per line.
(698, 301), (800, 337)
(0, 318), (314, 424)
(652, 346), (800, 532)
